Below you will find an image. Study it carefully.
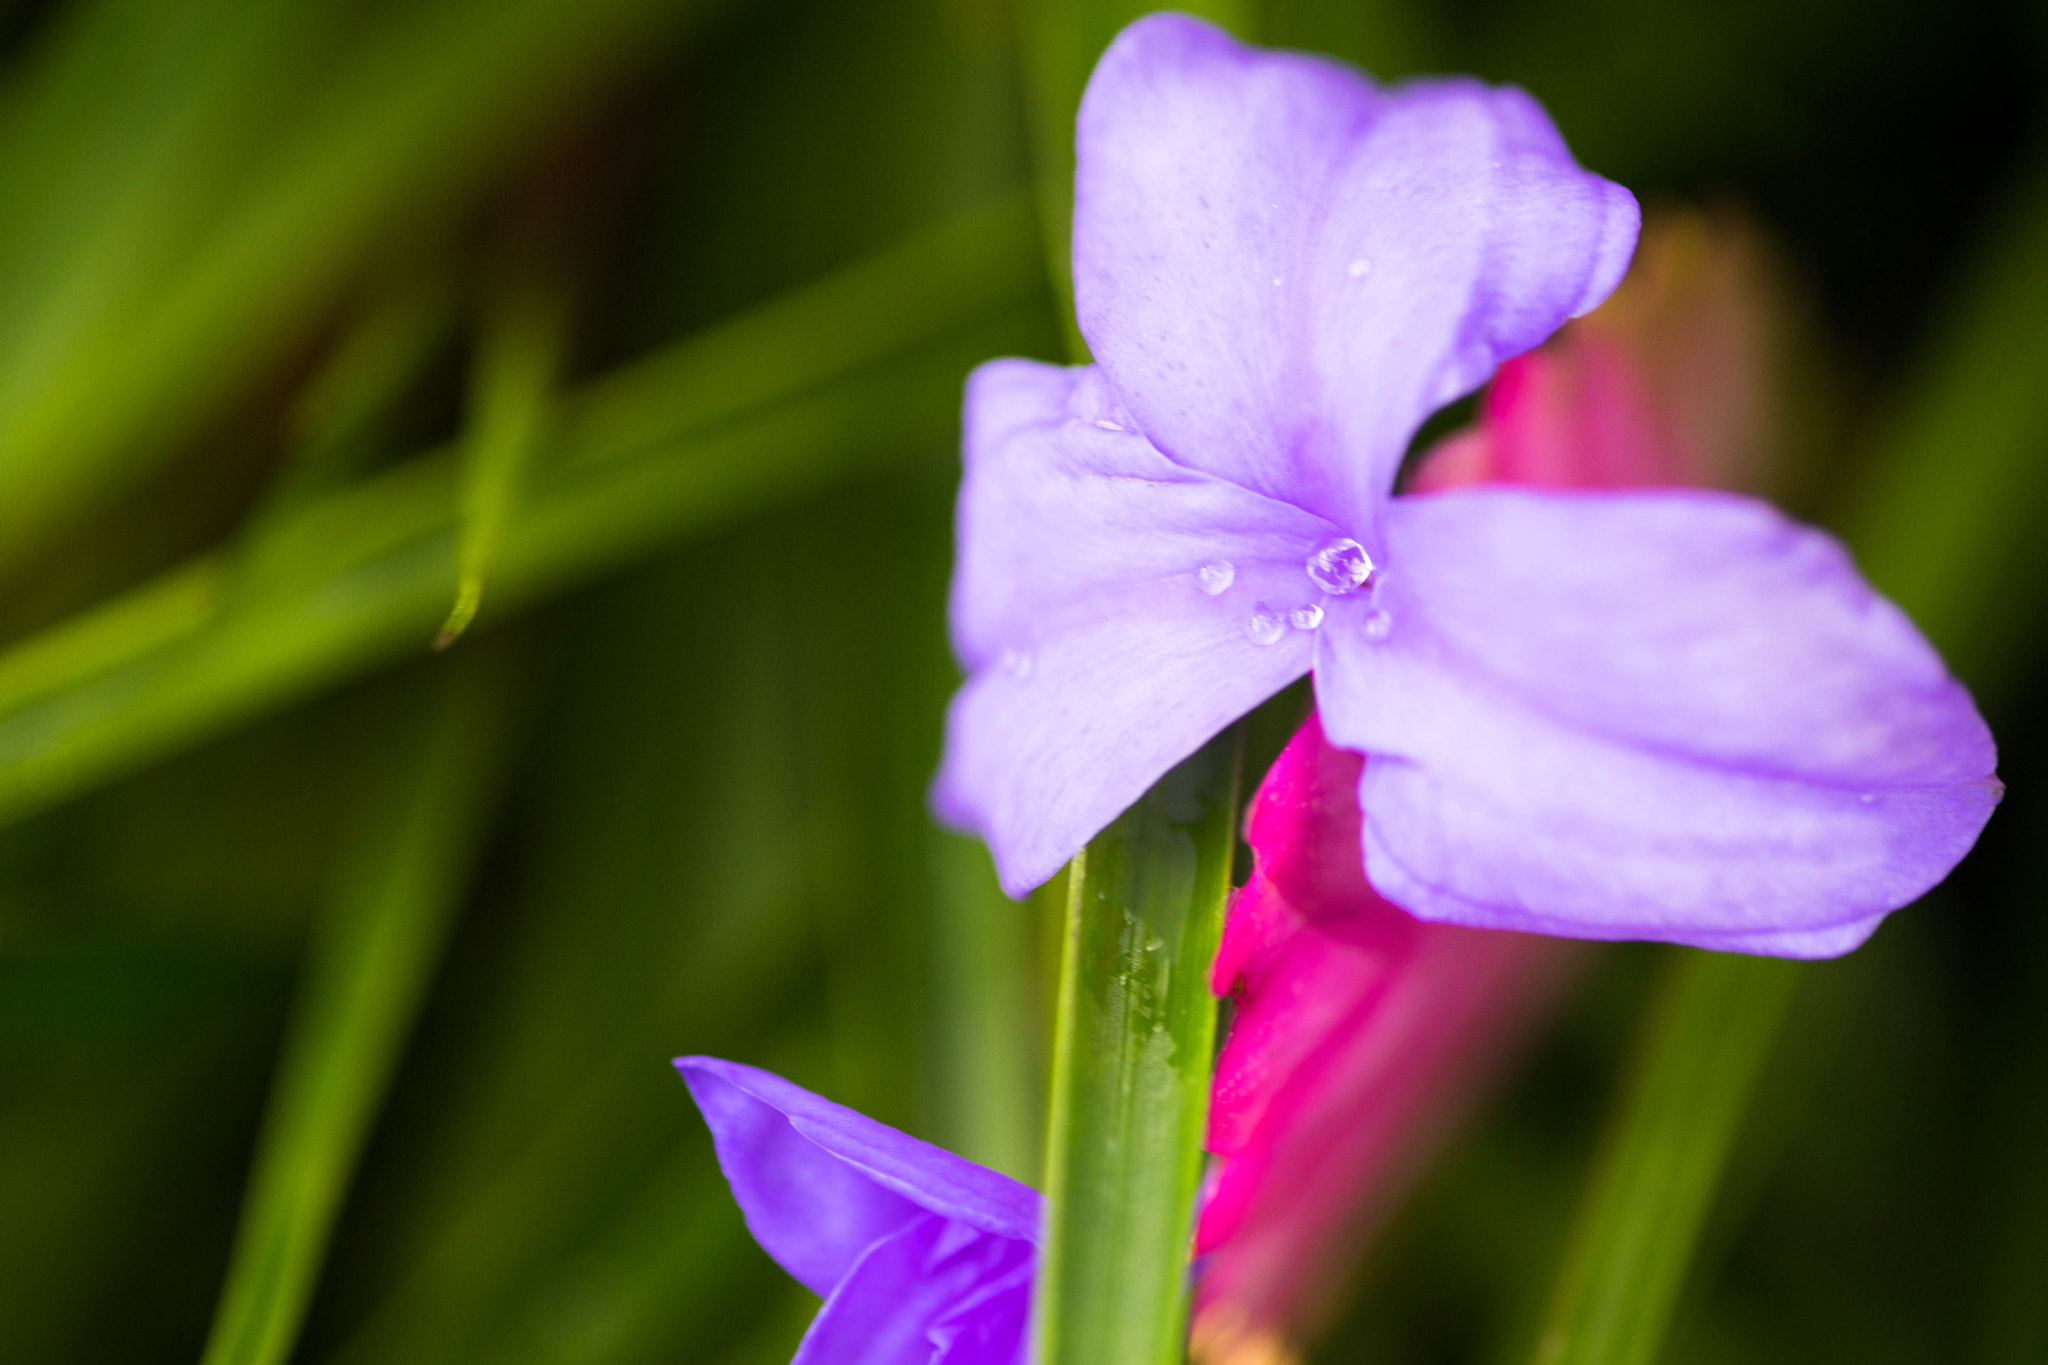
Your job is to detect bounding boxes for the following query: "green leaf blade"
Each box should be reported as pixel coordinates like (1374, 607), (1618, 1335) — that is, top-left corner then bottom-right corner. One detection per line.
(198, 660), (517, 1365)
(1530, 950), (1801, 1365)
(0, 195), (1045, 832)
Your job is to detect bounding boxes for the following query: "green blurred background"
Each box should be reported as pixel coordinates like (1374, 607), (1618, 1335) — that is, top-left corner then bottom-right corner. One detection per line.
(0, 0), (2043, 1362)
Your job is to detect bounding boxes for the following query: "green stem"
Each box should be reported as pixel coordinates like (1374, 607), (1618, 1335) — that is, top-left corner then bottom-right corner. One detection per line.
(1033, 725), (1245, 1365)
(1530, 950), (1801, 1365)
(197, 657), (516, 1365)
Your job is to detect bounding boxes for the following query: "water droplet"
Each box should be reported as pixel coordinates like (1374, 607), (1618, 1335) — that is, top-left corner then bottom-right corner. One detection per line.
(1196, 560), (1235, 596)
(1271, 276), (1284, 287)
(1245, 605), (1286, 646)
(999, 648), (1034, 678)
(1361, 609), (1393, 641)
(1305, 538), (1375, 595)
(1290, 604), (1324, 631)
(1347, 257), (1372, 279)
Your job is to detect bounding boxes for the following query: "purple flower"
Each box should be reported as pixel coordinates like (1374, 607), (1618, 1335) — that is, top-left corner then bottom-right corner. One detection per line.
(932, 14), (1997, 957)
(675, 1057), (1038, 1364)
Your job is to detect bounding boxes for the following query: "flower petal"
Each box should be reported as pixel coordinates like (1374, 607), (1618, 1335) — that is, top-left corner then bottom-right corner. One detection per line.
(794, 1215), (1031, 1365)
(1197, 713), (1576, 1337)
(675, 1057), (1040, 1298)
(1315, 487), (2000, 952)
(1072, 13), (1638, 540)
(935, 359), (1328, 894)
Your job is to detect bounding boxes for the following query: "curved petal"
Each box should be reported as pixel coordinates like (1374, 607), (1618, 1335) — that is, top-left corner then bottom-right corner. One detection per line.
(935, 359), (1328, 894)
(795, 1215), (1032, 1365)
(675, 1058), (1040, 1298)
(1315, 487), (2000, 952)
(1197, 713), (1575, 1339)
(1072, 14), (1639, 540)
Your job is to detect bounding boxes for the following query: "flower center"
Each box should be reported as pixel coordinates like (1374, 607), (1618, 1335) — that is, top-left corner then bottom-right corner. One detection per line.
(1305, 538), (1374, 595)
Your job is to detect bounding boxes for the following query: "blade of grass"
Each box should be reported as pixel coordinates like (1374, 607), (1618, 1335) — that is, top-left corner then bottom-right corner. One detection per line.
(439, 273), (572, 648)
(0, 0), (737, 576)
(1529, 951), (1800, 1365)
(1033, 725), (1245, 1365)
(1832, 148), (2048, 707)
(197, 654), (517, 1365)
(0, 193), (1045, 830)
(266, 257), (461, 514)
(927, 830), (1044, 1184)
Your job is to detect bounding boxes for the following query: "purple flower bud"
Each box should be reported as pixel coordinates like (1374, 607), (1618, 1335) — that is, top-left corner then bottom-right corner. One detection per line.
(675, 1058), (1038, 1364)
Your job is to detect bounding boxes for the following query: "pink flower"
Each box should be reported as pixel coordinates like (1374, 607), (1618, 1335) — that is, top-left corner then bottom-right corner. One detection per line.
(1194, 714), (1578, 1362)
(1194, 213), (1833, 1363)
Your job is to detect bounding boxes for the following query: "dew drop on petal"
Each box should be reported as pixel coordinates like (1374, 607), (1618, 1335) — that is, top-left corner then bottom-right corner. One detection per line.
(1272, 277), (1284, 287)
(1362, 609), (1393, 642)
(1347, 257), (1371, 279)
(1245, 605), (1286, 646)
(1196, 560), (1236, 596)
(1306, 538), (1374, 595)
(1290, 604), (1324, 631)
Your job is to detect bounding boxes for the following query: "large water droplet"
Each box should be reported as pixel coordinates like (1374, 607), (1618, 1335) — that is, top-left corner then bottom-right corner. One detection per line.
(1362, 609), (1393, 642)
(1290, 604), (1324, 631)
(1347, 257), (1372, 279)
(1245, 605), (1286, 646)
(1306, 538), (1374, 595)
(1196, 560), (1235, 596)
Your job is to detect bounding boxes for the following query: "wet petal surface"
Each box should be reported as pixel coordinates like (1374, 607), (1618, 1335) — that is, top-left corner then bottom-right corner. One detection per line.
(1316, 487), (2000, 952)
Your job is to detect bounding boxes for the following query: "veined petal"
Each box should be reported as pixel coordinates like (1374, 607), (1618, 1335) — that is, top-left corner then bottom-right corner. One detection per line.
(795, 1215), (1032, 1365)
(1315, 488), (2000, 952)
(1072, 13), (1638, 539)
(675, 1057), (1040, 1300)
(936, 359), (1327, 894)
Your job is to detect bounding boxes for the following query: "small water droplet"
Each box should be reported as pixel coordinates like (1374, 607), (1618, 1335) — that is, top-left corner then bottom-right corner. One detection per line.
(1290, 604), (1324, 631)
(1245, 605), (1286, 646)
(1362, 609), (1393, 641)
(999, 648), (1035, 678)
(1347, 257), (1372, 279)
(1196, 560), (1235, 596)
(1306, 538), (1375, 595)
(1271, 276), (1284, 287)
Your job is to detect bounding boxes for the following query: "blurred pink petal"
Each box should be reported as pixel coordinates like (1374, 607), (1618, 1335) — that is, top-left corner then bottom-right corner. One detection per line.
(1196, 716), (1576, 1349)
(1411, 209), (1786, 495)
